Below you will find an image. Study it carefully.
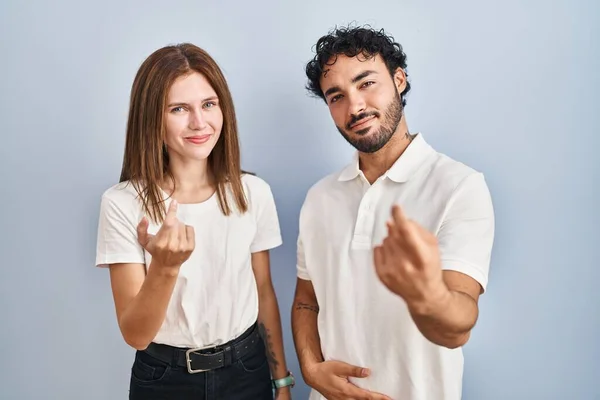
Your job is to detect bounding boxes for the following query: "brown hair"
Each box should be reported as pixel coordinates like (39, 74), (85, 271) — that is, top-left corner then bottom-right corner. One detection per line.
(119, 43), (248, 223)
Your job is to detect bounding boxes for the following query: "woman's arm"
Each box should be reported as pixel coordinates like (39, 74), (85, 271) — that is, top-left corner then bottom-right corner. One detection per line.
(108, 200), (194, 350)
(251, 250), (291, 397)
(109, 261), (179, 350)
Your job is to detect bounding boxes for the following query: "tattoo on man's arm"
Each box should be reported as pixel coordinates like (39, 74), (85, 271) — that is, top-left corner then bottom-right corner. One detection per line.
(258, 322), (279, 370)
(295, 302), (319, 313)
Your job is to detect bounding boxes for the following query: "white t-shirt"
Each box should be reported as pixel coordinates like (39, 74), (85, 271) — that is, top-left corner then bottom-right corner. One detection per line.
(95, 173), (282, 349)
(297, 133), (495, 400)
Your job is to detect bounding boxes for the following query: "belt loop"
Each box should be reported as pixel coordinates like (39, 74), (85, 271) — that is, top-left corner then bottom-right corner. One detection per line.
(224, 345), (233, 365)
(171, 344), (179, 366)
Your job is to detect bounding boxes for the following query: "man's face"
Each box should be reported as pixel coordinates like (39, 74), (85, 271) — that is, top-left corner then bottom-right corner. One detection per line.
(319, 54), (406, 153)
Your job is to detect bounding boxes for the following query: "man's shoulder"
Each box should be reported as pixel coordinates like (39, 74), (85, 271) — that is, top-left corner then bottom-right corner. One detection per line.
(425, 149), (487, 195)
(303, 169), (345, 203)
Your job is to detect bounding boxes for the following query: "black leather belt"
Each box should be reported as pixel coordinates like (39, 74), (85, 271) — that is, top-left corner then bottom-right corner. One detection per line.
(144, 322), (261, 374)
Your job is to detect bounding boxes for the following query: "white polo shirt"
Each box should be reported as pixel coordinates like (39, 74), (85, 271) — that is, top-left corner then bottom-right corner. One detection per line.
(95, 173), (282, 349)
(297, 133), (495, 400)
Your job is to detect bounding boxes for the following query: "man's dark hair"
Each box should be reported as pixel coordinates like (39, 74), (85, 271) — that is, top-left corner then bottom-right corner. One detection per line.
(305, 25), (411, 106)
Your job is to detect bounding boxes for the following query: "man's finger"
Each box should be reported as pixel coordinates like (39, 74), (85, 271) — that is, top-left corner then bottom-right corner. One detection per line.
(333, 361), (370, 378)
(391, 204), (409, 226)
(382, 238), (397, 262)
(392, 205), (416, 238)
(373, 245), (385, 269)
(385, 220), (399, 241)
(344, 384), (392, 400)
(371, 392), (393, 400)
(392, 205), (426, 250)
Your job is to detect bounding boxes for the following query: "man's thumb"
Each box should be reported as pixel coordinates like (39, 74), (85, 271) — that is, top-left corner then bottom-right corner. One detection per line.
(337, 362), (370, 378)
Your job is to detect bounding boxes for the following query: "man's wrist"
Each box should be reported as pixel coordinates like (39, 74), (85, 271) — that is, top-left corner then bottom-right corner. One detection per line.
(299, 358), (318, 377)
(408, 281), (451, 317)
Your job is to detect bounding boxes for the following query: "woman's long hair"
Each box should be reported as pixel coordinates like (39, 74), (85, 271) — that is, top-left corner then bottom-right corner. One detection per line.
(119, 43), (248, 223)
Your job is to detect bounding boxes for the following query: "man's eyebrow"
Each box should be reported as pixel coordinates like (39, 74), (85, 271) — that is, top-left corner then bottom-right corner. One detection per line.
(323, 70), (378, 98)
(351, 70), (377, 84)
(324, 85), (341, 98)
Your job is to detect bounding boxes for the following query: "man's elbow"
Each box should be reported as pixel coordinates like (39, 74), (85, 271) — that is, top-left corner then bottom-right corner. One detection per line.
(443, 332), (471, 349)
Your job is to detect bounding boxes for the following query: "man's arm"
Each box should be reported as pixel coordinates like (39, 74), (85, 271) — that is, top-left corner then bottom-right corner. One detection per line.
(291, 277), (324, 381)
(291, 278), (392, 400)
(374, 202), (491, 349)
(375, 173), (494, 349)
(251, 251), (290, 384)
(407, 270), (481, 348)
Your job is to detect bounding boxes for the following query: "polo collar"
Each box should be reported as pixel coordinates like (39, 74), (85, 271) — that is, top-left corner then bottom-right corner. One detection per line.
(337, 133), (433, 183)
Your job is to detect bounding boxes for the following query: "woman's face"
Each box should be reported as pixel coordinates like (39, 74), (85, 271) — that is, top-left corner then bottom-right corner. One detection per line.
(163, 71), (223, 162)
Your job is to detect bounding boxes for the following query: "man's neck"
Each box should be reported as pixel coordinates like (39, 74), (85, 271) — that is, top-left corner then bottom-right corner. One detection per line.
(359, 120), (414, 185)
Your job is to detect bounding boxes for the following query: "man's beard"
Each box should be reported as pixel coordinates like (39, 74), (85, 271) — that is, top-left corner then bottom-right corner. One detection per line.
(336, 89), (403, 154)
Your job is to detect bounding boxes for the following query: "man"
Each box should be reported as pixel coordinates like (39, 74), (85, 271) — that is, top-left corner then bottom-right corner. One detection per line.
(291, 25), (495, 400)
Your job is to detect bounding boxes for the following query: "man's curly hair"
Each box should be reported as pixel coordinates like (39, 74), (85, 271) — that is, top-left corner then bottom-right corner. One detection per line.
(305, 25), (411, 106)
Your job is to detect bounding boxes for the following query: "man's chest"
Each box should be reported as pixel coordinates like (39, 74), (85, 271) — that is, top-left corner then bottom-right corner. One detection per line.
(302, 184), (445, 252)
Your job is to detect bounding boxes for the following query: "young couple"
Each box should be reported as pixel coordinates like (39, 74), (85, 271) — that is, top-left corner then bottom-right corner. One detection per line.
(96, 24), (495, 400)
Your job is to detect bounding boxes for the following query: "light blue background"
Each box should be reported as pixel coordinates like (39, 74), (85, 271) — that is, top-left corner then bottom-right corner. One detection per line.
(0, 0), (598, 399)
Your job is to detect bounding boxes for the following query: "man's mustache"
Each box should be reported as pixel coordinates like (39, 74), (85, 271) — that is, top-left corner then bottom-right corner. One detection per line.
(347, 111), (380, 130)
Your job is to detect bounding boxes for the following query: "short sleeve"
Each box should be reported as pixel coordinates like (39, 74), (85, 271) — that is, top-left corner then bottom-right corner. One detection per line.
(95, 192), (146, 268)
(438, 173), (495, 292)
(296, 233), (311, 280)
(250, 182), (283, 253)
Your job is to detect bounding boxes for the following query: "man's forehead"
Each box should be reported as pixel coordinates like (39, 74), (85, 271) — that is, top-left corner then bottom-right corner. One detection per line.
(321, 54), (382, 80)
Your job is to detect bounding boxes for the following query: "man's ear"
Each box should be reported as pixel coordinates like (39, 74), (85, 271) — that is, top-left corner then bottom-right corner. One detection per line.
(393, 67), (407, 93)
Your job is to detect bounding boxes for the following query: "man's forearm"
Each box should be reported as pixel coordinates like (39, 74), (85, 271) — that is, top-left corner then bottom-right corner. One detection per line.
(119, 262), (179, 350)
(408, 287), (479, 349)
(257, 287), (289, 380)
(291, 300), (324, 380)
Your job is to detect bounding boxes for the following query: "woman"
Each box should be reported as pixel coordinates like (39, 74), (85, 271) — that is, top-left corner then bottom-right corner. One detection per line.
(95, 43), (294, 399)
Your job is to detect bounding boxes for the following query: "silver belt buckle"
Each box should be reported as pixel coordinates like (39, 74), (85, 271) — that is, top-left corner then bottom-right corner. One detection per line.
(185, 348), (209, 374)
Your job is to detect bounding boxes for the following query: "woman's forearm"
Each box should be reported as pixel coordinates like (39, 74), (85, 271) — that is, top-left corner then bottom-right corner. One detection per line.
(257, 285), (289, 379)
(117, 261), (179, 350)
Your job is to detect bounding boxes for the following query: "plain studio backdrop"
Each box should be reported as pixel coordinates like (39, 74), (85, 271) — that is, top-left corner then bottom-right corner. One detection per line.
(0, 0), (598, 399)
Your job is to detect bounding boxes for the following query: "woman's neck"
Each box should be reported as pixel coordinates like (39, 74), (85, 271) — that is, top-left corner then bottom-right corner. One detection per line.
(162, 157), (215, 204)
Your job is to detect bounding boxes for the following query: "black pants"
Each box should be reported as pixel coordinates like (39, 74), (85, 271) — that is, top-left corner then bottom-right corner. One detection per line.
(129, 324), (273, 399)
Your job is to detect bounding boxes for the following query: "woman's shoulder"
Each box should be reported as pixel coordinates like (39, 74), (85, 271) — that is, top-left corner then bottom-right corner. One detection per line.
(240, 172), (274, 197)
(100, 180), (145, 213)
